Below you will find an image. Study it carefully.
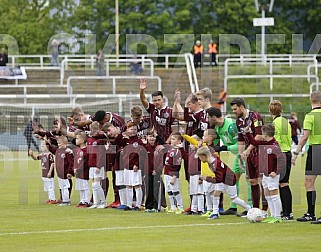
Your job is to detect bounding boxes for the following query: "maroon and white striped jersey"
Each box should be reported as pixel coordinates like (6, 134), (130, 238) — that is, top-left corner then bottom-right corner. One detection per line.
(51, 146), (74, 179)
(188, 149), (201, 176)
(184, 107), (206, 136)
(146, 103), (176, 142)
(73, 146), (90, 180)
(68, 114), (92, 133)
(126, 115), (151, 139)
(143, 142), (157, 175)
(86, 136), (106, 168)
(246, 133), (286, 176)
(106, 112), (125, 129)
(235, 109), (263, 155)
(205, 156), (236, 186)
(37, 152), (55, 178)
(114, 134), (147, 171)
(163, 146), (187, 177)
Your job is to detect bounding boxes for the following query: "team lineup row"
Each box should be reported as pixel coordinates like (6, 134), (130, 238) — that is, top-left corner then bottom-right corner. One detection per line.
(27, 79), (321, 224)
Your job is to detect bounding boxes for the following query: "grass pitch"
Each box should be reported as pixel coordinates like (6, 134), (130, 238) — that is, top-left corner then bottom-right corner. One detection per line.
(0, 151), (320, 251)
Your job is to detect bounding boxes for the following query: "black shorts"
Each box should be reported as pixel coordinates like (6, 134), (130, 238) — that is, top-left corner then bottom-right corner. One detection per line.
(305, 145), (321, 175)
(279, 151), (292, 183)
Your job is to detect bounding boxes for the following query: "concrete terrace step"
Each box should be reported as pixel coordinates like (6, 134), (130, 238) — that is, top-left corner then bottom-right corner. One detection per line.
(19, 69), (61, 84)
(0, 67), (224, 106)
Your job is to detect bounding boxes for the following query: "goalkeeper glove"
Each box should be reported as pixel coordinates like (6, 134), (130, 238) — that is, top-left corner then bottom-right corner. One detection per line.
(214, 145), (228, 152)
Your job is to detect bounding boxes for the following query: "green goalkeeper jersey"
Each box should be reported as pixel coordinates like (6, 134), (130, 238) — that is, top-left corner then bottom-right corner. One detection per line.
(214, 117), (238, 154)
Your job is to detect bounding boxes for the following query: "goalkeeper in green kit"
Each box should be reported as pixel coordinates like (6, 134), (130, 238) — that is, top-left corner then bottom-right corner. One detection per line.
(206, 107), (252, 216)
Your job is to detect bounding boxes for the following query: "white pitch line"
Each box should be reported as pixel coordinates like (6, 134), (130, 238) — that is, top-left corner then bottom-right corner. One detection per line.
(0, 158), (30, 161)
(0, 222), (247, 237)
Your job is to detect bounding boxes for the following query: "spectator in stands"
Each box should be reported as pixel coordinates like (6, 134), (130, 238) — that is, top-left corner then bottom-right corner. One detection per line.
(50, 39), (60, 66)
(24, 119), (40, 155)
(288, 112), (302, 146)
(208, 40), (218, 66)
(130, 56), (143, 75)
(0, 48), (8, 66)
(193, 40), (203, 68)
(96, 49), (105, 76)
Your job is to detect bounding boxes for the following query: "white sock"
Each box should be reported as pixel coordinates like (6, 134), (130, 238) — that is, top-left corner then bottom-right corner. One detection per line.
(61, 188), (69, 202)
(197, 194), (204, 212)
(126, 187), (133, 208)
(119, 188), (127, 206)
(135, 187), (143, 208)
(169, 194), (176, 210)
(92, 183), (99, 205)
(265, 195), (273, 217)
(231, 197), (251, 211)
(212, 196), (220, 215)
(206, 193), (213, 212)
(174, 192), (183, 211)
(48, 187), (56, 201)
(98, 187), (106, 204)
(92, 181), (105, 204)
(80, 190), (85, 203)
(271, 195), (281, 218)
(191, 195), (198, 212)
(84, 188), (90, 204)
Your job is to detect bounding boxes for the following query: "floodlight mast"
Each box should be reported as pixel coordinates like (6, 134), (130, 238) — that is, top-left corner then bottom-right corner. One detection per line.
(269, 0), (274, 12)
(254, 0), (274, 12)
(254, 0), (274, 62)
(254, 0), (260, 12)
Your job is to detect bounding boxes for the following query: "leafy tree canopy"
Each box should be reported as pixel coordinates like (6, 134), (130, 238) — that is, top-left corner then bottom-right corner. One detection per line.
(0, 0), (319, 55)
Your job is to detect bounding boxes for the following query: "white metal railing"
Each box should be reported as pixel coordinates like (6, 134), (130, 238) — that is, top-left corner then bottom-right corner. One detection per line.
(307, 63), (319, 83)
(224, 57), (318, 92)
(307, 63), (321, 91)
(8, 53), (319, 69)
(8, 54), (187, 69)
(222, 56), (319, 113)
(60, 59), (94, 85)
(234, 54), (318, 67)
(227, 93), (311, 100)
(224, 93), (312, 114)
(105, 58), (154, 77)
(184, 53), (199, 93)
(66, 76), (162, 95)
(0, 84), (67, 104)
(60, 58), (155, 85)
(0, 94), (168, 114)
(310, 82), (320, 93)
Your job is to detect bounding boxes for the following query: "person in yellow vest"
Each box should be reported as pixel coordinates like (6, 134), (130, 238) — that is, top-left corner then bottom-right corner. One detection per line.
(193, 40), (203, 68)
(208, 40), (218, 66)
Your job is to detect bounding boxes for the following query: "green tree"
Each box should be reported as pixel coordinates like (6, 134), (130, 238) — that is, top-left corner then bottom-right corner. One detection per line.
(72, 0), (195, 54)
(1, 0), (319, 55)
(0, 0), (76, 55)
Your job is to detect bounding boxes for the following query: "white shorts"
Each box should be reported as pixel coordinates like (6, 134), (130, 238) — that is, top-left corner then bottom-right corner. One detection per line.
(164, 174), (180, 193)
(203, 180), (215, 194)
(262, 174), (280, 191)
(75, 178), (89, 190)
(214, 183), (237, 198)
(58, 177), (70, 190)
(115, 170), (124, 186)
(124, 169), (142, 186)
(89, 167), (105, 180)
(189, 175), (204, 195)
(42, 177), (54, 192)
